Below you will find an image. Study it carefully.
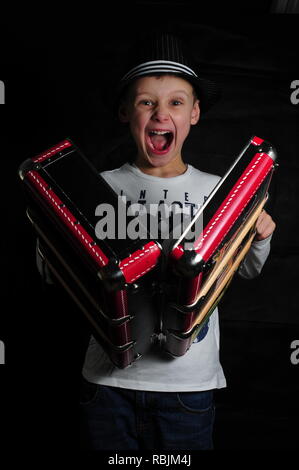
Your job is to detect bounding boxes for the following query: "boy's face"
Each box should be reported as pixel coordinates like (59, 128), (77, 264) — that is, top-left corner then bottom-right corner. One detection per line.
(119, 75), (200, 173)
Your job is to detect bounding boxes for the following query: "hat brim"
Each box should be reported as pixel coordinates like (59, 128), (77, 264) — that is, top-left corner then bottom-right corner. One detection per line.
(181, 74), (221, 113)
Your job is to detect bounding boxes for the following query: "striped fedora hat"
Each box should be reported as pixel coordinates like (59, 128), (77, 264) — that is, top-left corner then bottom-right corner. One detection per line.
(115, 32), (221, 113)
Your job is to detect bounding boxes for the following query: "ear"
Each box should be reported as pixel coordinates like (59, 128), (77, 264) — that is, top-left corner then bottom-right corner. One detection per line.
(190, 99), (200, 125)
(118, 101), (130, 123)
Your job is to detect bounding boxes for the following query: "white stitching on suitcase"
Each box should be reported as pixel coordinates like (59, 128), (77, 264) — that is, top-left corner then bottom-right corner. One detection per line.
(28, 171), (107, 266)
(121, 248), (150, 266)
(173, 156), (264, 257)
(33, 141), (70, 163)
(121, 244), (159, 268)
(194, 155), (265, 250)
(195, 167), (270, 253)
(128, 263), (157, 283)
(120, 244), (159, 282)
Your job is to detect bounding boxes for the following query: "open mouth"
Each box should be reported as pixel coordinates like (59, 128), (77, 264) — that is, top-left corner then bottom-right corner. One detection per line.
(146, 129), (174, 154)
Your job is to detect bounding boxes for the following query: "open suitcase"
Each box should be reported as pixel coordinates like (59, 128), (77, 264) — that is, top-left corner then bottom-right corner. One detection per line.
(19, 140), (162, 368)
(162, 136), (277, 356)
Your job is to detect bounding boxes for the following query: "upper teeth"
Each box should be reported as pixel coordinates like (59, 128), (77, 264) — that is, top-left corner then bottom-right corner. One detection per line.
(150, 130), (170, 135)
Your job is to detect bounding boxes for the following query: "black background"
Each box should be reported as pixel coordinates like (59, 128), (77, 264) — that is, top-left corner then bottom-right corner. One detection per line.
(0, 3), (298, 454)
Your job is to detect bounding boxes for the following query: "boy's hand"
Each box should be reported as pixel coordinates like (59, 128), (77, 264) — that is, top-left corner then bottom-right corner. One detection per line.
(254, 210), (276, 241)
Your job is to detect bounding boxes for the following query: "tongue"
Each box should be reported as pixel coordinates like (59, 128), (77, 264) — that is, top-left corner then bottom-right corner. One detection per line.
(151, 134), (168, 150)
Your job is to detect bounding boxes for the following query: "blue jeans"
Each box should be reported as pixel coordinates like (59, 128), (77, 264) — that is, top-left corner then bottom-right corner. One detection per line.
(80, 377), (215, 451)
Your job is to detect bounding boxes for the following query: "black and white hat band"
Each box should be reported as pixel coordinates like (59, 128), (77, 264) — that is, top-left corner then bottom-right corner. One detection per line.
(114, 33), (221, 113)
(121, 60), (198, 83)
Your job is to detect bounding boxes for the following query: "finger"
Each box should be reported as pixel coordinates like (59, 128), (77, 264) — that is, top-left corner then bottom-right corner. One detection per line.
(256, 211), (269, 231)
(255, 217), (276, 240)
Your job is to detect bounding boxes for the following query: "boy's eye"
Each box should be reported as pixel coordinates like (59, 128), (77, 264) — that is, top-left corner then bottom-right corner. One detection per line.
(139, 100), (153, 106)
(171, 100), (183, 106)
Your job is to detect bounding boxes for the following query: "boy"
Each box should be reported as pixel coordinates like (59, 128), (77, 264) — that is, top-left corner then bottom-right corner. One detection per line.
(79, 33), (276, 450)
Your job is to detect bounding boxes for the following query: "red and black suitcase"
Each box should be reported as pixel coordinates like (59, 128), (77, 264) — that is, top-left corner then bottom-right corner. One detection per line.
(162, 136), (278, 357)
(19, 139), (162, 368)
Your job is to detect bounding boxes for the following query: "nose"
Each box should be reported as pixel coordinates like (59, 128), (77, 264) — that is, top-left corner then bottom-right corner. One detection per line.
(152, 104), (170, 122)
